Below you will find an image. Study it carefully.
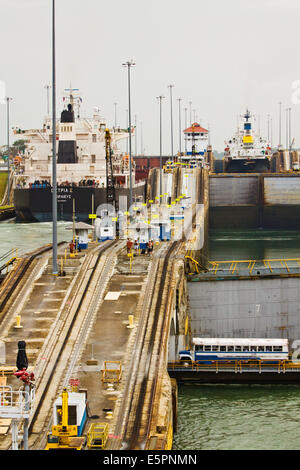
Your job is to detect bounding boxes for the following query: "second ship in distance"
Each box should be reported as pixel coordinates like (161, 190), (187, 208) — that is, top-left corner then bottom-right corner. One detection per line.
(223, 110), (272, 173)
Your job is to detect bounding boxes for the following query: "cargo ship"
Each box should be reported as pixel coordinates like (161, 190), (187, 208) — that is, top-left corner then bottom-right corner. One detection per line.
(13, 89), (146, 222)
(223, 110), (272, 173)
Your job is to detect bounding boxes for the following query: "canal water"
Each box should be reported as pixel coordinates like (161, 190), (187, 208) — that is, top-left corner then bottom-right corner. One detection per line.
(208, 228), (300, 262)
(173, 228), (300, 450)
(173, 384), (300, 450)
(0, 219), (72, 258)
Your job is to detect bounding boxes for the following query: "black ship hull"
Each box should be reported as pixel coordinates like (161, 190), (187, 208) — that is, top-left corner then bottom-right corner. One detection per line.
(224, 158), (271, 173)
(14, 184), (147, 222)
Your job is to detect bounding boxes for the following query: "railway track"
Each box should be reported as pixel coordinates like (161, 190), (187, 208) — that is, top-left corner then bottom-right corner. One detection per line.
(27, 239), (123, 450)
(0, 243), (65, 327)
(110, 241), (178, 450)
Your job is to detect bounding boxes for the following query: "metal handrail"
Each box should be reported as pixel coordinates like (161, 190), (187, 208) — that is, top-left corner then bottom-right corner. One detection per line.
(185, 256), (300, 275)
(168, 360), (300, 373)
(0, 385), (35, 418)
(0, 249), (18, 273)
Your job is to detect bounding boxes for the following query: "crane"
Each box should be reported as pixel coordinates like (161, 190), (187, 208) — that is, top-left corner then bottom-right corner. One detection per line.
(105, 129), (119, 235)
(45, 388), (85, 450)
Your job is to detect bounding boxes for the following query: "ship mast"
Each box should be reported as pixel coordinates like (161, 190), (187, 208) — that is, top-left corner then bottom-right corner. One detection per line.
(63, 86), (81, 118)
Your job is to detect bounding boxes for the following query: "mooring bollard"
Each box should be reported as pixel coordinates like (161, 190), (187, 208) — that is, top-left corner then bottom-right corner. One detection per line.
(14, 315), (23, 329)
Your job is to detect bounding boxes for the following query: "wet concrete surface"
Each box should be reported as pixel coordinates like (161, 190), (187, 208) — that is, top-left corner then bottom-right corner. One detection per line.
(76, 253), (151, 434)
(4, 274), (73, 368)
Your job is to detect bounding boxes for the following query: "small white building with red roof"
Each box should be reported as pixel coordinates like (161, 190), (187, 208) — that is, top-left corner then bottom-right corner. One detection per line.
(183, 122), (208, 158)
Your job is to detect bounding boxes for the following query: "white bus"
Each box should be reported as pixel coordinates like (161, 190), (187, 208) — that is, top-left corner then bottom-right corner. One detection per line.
(179, 338), (289, 363)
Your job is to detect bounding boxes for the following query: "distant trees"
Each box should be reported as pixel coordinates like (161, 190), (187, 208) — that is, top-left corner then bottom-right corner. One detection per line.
(12, 139), (27, 155)
(0, 139), (27, 162)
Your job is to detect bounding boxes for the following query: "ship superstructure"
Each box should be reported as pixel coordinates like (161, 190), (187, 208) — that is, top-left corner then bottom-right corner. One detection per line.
(15, 90), (135, 188)
(13, 90), (146, 222)
(180, 122), (210, 168)
(223, 110), (272, 173)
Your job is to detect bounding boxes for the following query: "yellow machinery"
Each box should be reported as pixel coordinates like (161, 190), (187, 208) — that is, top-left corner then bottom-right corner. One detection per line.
(87, 423), (109, 449)
(101, 361), (122, 383)
(45, 388), (85, 450)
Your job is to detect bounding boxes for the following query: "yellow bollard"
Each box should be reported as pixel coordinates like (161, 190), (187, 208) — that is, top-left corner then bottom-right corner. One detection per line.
(127, 252), (133, 273)
(127, 314), (134, 329)
(65, 249), (67, 261)
(14, 315), (23, 329)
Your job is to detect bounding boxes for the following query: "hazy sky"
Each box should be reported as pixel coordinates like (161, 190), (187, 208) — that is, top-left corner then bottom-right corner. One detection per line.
(0, 0), (300, 154)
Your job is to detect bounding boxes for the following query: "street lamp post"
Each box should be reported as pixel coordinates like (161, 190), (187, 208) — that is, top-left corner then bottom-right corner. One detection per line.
(134, 114), (137, 157)
(285, 108), (288, 150)
(270, 118), (273, 148)
(157, 95), (165, 198)
(189, 101), (192, 125)
(52, 0), (58, 275)
(123, 60), (136, 213)
(184, 106), (187, 154)
(177, 98), (182, 157)
(6, 97), (12, 205)
(114, 102), (118, 128)
(125, 109), (128, 154)
(279, 101), (282, 148)
(140, 121), (143, 155)
(289, 108), (292, 151)
(168, 84), (174, 160)
(44, 85), (51, 116)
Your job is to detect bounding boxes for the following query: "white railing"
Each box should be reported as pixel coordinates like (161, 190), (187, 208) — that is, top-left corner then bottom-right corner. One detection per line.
(0, 386), (35, 419)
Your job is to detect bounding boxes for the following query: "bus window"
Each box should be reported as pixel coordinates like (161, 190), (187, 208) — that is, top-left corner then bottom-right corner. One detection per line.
(195, 345), (203, 352)
(258, 346), (265, 352)
(273, 346), (283, 352)
(250, 346), (257, 352)
(204, 346), (211, 351)
(212, 345), (218, 351)
(266, 346), (272, 352)
(243, 346), (249, 352)
(235, 346), (242, 352)
(228, 346), (234, 352)
(220, 346), (226, 352)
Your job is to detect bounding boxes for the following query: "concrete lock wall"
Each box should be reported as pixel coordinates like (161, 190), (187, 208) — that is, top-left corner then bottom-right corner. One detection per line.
(209, 174), (300, 229)
(188, 277), (300, 345)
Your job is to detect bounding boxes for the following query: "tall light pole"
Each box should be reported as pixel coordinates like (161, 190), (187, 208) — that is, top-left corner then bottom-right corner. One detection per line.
(134, 114), (137, 157)
(157, 95), (165, 197)
(177, 98), (182, 156)
(279, 101), (282, 148)
(184, 106), (187, 154)
(52, 0), (58, 275)
(285, 108), (289, 150)
(189, 101), (192, 125)
(168, 84), (174, 160)
(6, 97), (12, 205)
(44, 85), (51, 116)
(114, 102), (117, 128)
(122, 60), (135, 213)
(288, 107), (292, 151)
(270, 117), (273, 148)
(125, 109), (128, 154)
(140, 121), (144, 155)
